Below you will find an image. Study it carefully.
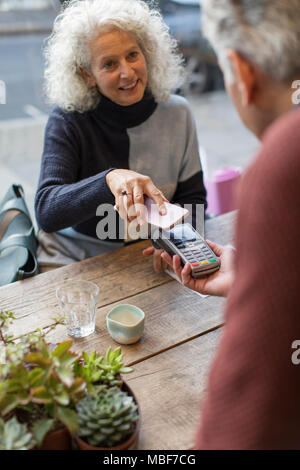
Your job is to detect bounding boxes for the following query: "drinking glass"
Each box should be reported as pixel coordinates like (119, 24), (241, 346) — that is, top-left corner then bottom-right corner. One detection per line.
(56, 280), (100, 338)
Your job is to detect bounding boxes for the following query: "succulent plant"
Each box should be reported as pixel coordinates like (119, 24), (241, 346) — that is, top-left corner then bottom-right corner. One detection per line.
(74, 346), (133, 390)
(76, 386), (139, 448)
(0, 416), (35, 450)
(0, 311), (85, 437)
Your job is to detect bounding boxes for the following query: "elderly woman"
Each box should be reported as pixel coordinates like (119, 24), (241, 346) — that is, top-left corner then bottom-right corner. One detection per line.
(163, 0), (300, 449)
(34, 0), (206, 271)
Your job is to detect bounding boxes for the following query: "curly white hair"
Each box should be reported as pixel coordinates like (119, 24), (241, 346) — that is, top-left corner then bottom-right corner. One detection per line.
(44, 0), (184, 112)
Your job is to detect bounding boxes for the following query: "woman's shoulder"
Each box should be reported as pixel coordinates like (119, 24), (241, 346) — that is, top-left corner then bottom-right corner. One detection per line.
(155, 94), (193, 121)
(158, 93), (191, 110)
(48, 105), (87, 123)
(46, 106), (94, 136)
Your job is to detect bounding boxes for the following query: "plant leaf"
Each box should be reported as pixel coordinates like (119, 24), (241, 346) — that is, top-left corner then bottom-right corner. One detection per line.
(24, 352), (51, 368)
(31, 386), (53, 404)
(110, 347), (121, 362)
(31, 418), (54, 447)
(82, 351), (90, 363)
(56, 406), (78, 435)
(69, 378), (86, 397)
(52, 341), (73, 358)
(119, 367), (133, 374)
(0, 394), (18, 415)
(58, 350), (78, 368)
(28, 368), (45, 387)
(54, 366), (74, 388)
(54, 390), (70, 406)
(105, 346), (112, 363)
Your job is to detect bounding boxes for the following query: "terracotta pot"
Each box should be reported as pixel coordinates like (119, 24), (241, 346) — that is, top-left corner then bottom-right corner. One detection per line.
(75, 382), (140, 451)
(40, 427), (71, 450)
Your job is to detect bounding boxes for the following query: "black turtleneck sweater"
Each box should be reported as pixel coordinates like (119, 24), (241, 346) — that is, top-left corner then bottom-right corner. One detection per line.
(35, 93), (206, 239)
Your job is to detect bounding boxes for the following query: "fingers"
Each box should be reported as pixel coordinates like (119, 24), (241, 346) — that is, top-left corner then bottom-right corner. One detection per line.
(144, 182), (168, 215)
(116, 190), (137, 222)
(143, 248), (168, 272)
(180, 262), (192, 285)
(133, 185), (146, 225)
(161, 251), (173, 267)
(142, 246), (155, 256)
(153, 249), (164, 272)
(205, 239), (224, 257)
(116, 194), (127, 220)
(112, 171), (169, 224)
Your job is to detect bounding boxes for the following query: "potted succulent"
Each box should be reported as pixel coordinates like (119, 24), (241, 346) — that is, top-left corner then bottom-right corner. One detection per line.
(73, 346), (140, 450)
(73, 346), (133, 389)
(75, 385), (140, 450)
(0, 311), (85, 449)
(0, 310), (140, 451)
(0, 416), (36, 450)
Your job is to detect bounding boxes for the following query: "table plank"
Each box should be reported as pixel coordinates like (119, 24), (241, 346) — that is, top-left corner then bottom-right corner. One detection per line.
(1, 239), (170, 320)
(124, 328), (222, 450)
(18, 281), (225, 364)
(205, 211), (236, 245)
(2, 212), (235, 339)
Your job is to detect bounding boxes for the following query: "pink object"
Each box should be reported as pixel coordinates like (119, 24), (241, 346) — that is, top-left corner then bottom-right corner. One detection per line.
(205, 167), (242, 216)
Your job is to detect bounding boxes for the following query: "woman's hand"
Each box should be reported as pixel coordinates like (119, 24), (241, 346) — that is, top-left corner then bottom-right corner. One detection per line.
(142, 246), (169, 273)
(106, 169), (168, 224)
(161, 240), (235, 297)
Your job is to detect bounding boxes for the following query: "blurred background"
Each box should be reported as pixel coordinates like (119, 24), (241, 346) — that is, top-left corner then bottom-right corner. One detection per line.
(0, 0), (258, 219)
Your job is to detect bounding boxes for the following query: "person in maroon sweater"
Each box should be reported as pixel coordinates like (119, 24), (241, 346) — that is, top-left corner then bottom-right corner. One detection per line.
(163, 0), (300, 449)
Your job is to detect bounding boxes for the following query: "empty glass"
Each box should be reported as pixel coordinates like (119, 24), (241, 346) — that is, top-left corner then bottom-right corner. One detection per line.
(56, 280), (100, 338)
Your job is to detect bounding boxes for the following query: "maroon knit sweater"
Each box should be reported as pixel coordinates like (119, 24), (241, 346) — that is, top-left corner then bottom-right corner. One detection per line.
(195, 107), (300, 449)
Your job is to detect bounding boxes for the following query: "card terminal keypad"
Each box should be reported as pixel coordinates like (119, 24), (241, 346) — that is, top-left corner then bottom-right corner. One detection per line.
(151, 223), (220, 278)
(172, 240), (217, 266)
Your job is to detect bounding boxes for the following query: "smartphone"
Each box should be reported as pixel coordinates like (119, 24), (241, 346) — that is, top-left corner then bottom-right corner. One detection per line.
(152, 223), (220, 278)
(145, 197), (189, 230)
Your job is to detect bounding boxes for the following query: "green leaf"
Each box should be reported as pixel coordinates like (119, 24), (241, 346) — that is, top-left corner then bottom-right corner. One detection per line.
(28, 368), (45, 387)
(82, 351), (90, 363)
(69, 378), (86, 397)
(6, 380), (24, 393)
(58, 350), (78, 368)
(90, 371), (102, 383)
(119, 367), (133, 374)
(16, 389), (30, 406)
(0, 395), (18, 415)
(54, 390), (70, 406)
(110, 347), (121, 362)
(31, 386), (53, 404)
(31, 418), (54, 448)
(52, 341), (73, 358)
(24, 352), (51, 368)
(56, 406), (78, 435)
(105, 346), (112, 363)
(55, 366), (74, 388)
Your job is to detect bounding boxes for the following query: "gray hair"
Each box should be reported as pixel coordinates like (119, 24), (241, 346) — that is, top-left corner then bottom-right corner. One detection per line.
(44, 0), (184, 112)
(202, 0), (300, 84)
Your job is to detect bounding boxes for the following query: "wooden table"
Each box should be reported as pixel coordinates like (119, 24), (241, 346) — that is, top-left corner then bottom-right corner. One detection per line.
(0, 211), (236, 450)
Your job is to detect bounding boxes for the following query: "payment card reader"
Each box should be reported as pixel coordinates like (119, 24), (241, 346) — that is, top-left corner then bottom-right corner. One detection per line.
(152, 223), (220, 278)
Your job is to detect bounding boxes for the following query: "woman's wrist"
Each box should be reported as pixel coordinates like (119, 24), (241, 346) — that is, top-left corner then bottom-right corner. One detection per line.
(105, 168), (117, 190)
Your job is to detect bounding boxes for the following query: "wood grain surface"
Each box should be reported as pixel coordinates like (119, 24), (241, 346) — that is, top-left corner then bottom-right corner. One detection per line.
(125, 328), (223, 450)
(2, 212), (235, 338)
(36, 282), (225, 366)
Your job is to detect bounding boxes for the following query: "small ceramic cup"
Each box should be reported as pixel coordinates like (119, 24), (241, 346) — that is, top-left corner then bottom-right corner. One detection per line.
(106, 304), (145, 345)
